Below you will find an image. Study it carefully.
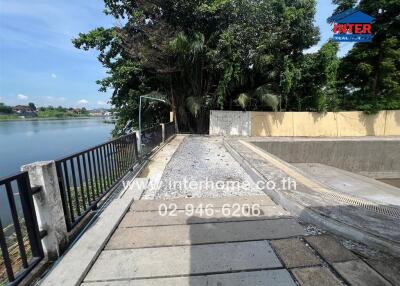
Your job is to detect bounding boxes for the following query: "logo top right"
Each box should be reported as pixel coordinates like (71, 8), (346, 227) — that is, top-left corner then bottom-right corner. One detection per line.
(329, 8), (375, 43)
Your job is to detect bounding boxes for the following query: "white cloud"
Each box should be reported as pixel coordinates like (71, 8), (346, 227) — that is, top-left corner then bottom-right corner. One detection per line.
(303, 45), (321, 54)
(46, 96), (54, 100)
(77, 99), (88, 105)
(17, 94), (28, 100)
(59, 97), (66, 101)
(51, 73), (57, 78)
(97, 100), (107, 105)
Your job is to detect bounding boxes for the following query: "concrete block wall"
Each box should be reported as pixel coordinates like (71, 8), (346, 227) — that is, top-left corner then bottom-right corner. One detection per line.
(209, 110), (251, 136)
(210, 110), (400, 137)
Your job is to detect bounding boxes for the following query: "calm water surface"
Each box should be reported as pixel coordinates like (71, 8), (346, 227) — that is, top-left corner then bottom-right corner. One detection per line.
(0, 119), (114, 225)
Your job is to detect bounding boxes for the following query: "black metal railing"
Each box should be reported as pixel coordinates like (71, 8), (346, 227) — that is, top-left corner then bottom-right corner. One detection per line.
(141, 125), (163, 156)
(55, 133), (139, 231)
(165, 122), (176, 140)
(0, 172), (44, 286)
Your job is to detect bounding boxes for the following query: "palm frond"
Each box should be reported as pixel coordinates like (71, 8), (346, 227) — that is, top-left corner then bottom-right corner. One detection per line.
(253, 85), (279, 111)
(169, 32), (190, 53)
(236, 93), (250, 109)
(185, 96), (202, 117)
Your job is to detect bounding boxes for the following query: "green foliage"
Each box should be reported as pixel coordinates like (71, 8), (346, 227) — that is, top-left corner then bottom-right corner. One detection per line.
(332, 0), (400, 113)
(74, 0), (320, 133)
(36, 106), (90, 118)
(28, 102), (37, 111)
(0, 114), (19, 120)
(236, 93), (250, 110)
(73, 0), (399, 133)
(253, 85), (279, 111)
(0, 102), (13, 114)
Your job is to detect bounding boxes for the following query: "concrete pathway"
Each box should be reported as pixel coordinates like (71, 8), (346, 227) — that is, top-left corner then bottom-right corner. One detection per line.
(81, 196), (397, 286)
(39, 136), (400, 286)
(150, 136), (264, 199)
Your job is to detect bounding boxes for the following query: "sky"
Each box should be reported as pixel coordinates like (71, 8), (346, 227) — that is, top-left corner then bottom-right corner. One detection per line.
(0, 0), (353, 109)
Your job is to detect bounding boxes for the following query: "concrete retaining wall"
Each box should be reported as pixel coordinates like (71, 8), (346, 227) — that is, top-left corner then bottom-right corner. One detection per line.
(209, 110), (400, 137)
(209, 110), (251, 136)
(252, 140), (400, 174)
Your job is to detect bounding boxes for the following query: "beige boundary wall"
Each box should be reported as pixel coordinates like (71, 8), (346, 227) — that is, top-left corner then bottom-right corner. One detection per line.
(209, 110), (400, 137)
(252, 110), (400, 137)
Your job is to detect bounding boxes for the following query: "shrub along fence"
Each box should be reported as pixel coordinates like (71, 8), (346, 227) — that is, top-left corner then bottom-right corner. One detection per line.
(0, 122), (176, 285)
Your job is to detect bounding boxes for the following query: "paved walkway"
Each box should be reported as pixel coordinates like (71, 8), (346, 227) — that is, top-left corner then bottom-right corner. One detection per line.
(150, 136), (264, 199)
(81, 195), (396, 286)
(39, 136), (400, 286)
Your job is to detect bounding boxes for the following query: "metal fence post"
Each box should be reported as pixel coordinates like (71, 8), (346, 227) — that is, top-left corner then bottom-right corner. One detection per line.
(161, 123), (166, 142)
(21, 161), (68, 260)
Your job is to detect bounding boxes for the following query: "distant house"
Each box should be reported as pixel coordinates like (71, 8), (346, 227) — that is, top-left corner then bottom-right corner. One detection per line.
(12, 105), (36, 117)
(89, 109), (109, 117)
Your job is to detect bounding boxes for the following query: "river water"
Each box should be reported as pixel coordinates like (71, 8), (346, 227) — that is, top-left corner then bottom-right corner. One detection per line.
(0, 119), (114, 225)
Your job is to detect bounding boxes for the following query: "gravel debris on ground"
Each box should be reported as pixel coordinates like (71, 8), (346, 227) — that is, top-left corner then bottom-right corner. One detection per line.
(154, 136), (264, 199)
(302, 223), (389, 260)
(340, 238), (384, 259)
(302, 223), (327, 236)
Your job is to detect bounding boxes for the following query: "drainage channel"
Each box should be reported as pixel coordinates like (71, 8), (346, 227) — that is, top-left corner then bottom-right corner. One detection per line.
(322, 190), (400, 219)
(237, 140), (400, 220)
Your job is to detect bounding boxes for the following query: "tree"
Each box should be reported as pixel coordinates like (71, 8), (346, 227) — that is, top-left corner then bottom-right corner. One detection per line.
(0, 103), (13, 114)
(28, 102), (37, 111)
(299, 40), (340, 111)
(331, 0), (400, 112)
(73, 0), (320, 133)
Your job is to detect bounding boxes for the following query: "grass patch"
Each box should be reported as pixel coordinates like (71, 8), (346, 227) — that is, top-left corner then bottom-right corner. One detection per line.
(36, 110), (88, 118)
(0, 114), (19, 121)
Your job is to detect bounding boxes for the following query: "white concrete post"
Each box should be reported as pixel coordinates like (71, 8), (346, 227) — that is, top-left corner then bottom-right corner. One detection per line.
(161, 123), (166, 142)
(137, 132), (142, 155)
(21, 161), (68, 260)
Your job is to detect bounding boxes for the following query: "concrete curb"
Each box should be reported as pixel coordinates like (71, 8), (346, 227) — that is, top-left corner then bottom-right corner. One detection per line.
(223, 139), (400, 257)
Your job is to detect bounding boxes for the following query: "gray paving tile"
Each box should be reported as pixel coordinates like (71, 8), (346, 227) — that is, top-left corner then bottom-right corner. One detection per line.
(82, 269), (296, 286)
(291, 267), (342, 286)
(85, 241), (282, 282)
(132, 196), (276, 211)
(305, 235), (358, 263)
(333, 260), (391, 286)
(120, 205), (291, 227)
(365, 258), (400, 285)
(107, 218), (305, 249)
(271, 238), (320, 268)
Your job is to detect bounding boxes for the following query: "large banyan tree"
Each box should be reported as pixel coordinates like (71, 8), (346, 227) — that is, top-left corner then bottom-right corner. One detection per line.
(74, 0), (324, 134)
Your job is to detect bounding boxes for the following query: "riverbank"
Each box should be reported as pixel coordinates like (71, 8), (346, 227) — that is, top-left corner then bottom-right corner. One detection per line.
(0, 115), (106, 122)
